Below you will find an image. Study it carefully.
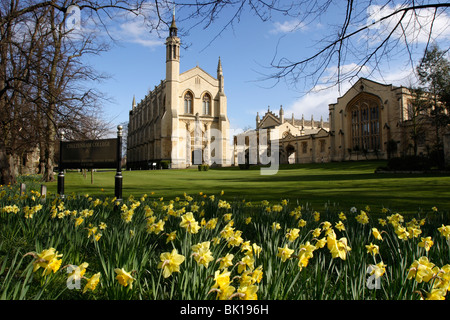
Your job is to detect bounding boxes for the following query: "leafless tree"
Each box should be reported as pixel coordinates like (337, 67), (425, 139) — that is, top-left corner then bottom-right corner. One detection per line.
(170, 1), (449, 92)
(0, 0), (150, 185)
(2, 0), (449, 184)
(406, 87), (430, 156)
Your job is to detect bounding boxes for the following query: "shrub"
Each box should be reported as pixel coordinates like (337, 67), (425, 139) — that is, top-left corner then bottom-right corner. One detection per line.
(198, 164), (209, 171)
(386, 155), (433, 171)
(239, 163), (250, 170)
(160, 160), (171, 169)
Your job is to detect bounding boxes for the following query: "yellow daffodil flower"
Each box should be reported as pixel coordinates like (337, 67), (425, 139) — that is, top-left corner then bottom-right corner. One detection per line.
(67, 262), (89, 282)
(286, 228), (300, 242)
(205, 218), (218, 229)
(213, 268), (232, 289)
(28, 248), (63, 276)
(365, 243), (379, 256)
(394, 225), (410, 240)
(277, 245), (294, 262)
(356, 211), (369, 224)
(313, 211), (320, 222)
(407, 256), (438, 283)
(191, 241), (214, 268)
(238, 254), (255, 274)
(158, 249), (185, 278)
(438, 225), (450, 240)
(372, 228), (383, 240)
(407, 226), (422, 239)
(315, 237), (327, 249)
(425, 288), (446, 300)
(166, 231), (177, 243)
(218, 253), (234, 270)
(335, 221), (346, 231)
(327, 232), (351, 260)
(369, 262), (387, 278)
(338, 212), (347, 220)
(83, 272), (101, 293)
(298, 242), (316, 269)
(418, 236), (434, 252)
(312, 228), (321, 238)
(179, 212), (200, 234)
(210, 269), (236, 300)
(298, 219), (307, 227)
(114, 268), (135, 289)
(237, 284), (258, 300)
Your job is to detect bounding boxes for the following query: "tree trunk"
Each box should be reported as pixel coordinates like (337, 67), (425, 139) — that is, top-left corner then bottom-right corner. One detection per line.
(0, 148), (18, 185)
(44, 117), (56, 182)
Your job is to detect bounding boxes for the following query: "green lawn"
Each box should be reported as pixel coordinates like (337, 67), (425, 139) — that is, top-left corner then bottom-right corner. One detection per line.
(46, 161), (450, 214)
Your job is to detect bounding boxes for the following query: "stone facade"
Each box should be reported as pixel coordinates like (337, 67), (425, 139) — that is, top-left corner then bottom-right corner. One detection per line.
(235, 77), (448, 165)
(127, 15), (230, 169)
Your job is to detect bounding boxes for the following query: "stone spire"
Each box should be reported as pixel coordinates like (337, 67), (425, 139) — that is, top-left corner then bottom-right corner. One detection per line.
(217, 57), (224, 93)
(169, 7), (177, 37)
(279, 105), (284, 123)
(165, 8), (180, 83)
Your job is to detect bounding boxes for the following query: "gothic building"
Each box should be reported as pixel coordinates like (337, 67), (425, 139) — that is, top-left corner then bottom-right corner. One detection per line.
(235, 77), (449, 165)
(127, 15), (230, 169)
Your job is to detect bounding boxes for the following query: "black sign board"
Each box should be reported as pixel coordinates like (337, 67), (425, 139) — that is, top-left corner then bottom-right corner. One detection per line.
(60, 138), (118, 169)
(58, 126), (123, 202)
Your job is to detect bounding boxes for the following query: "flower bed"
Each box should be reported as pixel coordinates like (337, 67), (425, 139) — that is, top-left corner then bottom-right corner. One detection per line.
(0, 181), (449, 300)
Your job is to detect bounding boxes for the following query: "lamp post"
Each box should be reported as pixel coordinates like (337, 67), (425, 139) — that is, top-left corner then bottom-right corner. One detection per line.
(115, 125), (123, 202)
(57, 130), (65, 199)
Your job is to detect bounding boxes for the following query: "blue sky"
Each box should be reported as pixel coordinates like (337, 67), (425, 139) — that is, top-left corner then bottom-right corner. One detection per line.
(83, 2), (450, 136)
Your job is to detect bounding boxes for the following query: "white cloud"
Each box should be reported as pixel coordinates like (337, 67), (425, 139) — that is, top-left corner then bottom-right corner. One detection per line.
(365, 4), (450, 45)
(270, 20), (307, 34)
(322, 63), (372, 84)
(284, 86), (340, 122)
(117, 19), (163, 48)
(99, 2), (165, 49)
(283, 61), (418, 122)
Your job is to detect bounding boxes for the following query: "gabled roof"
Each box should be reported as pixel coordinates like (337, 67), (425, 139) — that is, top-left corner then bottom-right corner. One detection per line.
(330, 77), (401, 106)
(258, 111), (281, 129)
(180, 66), (217, 85)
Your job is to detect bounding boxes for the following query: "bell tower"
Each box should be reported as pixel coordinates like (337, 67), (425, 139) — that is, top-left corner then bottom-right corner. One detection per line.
(165, 12), (180, 83)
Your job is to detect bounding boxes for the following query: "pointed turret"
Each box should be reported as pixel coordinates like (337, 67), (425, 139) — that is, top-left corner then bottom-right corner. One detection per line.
(279, 105), (284, 123)
(165, 9), (180, 83)
(217, 56), (223, 76)
(169, 8), (177, 37)
(217, 57), (224, 93)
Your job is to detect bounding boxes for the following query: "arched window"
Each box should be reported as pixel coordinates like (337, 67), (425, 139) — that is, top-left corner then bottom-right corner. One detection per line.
(202, 94), (211, 115)
(184, 92), (193, 114)
(349, 94), (380, 151)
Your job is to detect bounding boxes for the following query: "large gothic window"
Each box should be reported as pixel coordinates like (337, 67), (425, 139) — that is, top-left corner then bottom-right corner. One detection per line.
(184, 92), (193, 114)
(349, 95), (380, 151)
(202, 94), (211, 115)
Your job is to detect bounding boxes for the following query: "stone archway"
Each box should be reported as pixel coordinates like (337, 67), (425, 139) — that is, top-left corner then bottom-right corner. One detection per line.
(286, 144), (296, 164)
